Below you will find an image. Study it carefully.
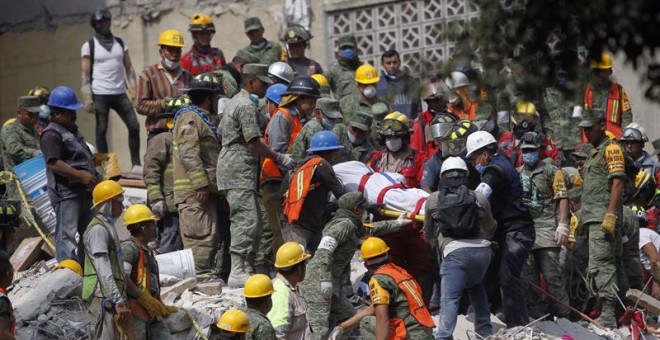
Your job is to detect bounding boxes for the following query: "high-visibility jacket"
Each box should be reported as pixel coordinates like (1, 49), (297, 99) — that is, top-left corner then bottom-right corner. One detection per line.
(583, 82), (627, 139)
(282, 156), (325, 224)
(373, 263), (434, 339)
(123, 239), (155, 321)
(261, 108), (302, 184)
(0, 287), (15, 336)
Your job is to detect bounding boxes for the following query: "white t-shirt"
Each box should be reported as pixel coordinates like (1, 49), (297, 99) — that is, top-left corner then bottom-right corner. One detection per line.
(638, 228), (660, 271)
(81, 38), (127, 95)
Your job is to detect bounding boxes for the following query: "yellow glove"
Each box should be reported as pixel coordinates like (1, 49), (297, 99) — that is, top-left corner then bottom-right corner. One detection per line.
(601, 213), (617, 237)
(137, 292), (169, 318)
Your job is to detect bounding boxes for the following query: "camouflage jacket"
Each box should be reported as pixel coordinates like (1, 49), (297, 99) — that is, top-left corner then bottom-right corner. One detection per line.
(325, 59), (360, 100)
(1, 120), (39, 171)
(543, 86), (581, 150)
(239, 40), (283, 66)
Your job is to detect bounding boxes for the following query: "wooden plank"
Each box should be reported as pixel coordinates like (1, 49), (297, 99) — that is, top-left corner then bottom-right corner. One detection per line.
(10, 237), (44, 271)
(626, 289), (660, 315)
(118, 178), (146, 188)
(160, 278), (196, 300)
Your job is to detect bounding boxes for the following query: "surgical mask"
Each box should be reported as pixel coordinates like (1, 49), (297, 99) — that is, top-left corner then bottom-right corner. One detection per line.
(161, 59), (180, 71)
(522, 152), (539, 166)
(362, 85), (377, 99)
(250, 40), (267, 50)
(339, 48), (357, 60)
(320, 118), (335, 130)
(385, 73), (398, 81)
(347, 130), (363, 145)
(249, 94), (259, 106)
(475, 163), (486, 174)
(39, 105), (51, 119)
(385, 137), (403, 152)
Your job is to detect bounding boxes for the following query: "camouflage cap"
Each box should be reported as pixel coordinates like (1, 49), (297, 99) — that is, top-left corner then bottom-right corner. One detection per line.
(316, 98), (343, 119)
(578, 108), (605, 128)
(568, 186), (582, 202)
(337, 192), (369, 210)
(371, 102), (390, 121)
(571, 143), (594, 159)
(17, 96), (42, 113)
(652, 137), (660, 156)
(235, 50), (259, 64)
(520, 131), (541, 150)
(244, 17), (263, 32)
(337, 35), (357, 49)
(242, 63), (273, 85)
(349, 111), (373, 131)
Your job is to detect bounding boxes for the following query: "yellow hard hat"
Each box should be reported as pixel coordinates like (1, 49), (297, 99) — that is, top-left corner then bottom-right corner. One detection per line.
(158, 29), (185, 47)
(92, 180), (124, 209)
(243, 274), (274, 298)
(311, 74), (329, 87)
(360, 237), (390, 259)
(189, 13), (215, 32)
(216, 309), (249, 333)
(123, 204), (156, 227)
(590, 53), (613, 70)
(380, 111), (411, 136)
(511, 101), (539, 127)
(354, 64), (380, 84)
(57, 259), (82, 276)
(275, 242), (311, 269)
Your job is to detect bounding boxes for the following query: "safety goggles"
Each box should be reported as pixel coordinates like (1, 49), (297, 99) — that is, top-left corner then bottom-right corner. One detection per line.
(430, 122), (454, 140)
(621, 128), (643, 142)
(441, 138), (467, 157)
(382, 119), (407, 133)
(92, 9), (111, 22)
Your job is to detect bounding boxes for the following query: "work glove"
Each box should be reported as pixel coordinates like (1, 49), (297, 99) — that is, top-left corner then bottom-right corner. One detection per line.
(150, 200), (166, 219)
(276, 153), (295, 171)
(328, 326), (344, 340)
(321, 281), (333, 300)
(601, 213), (617, 237)
(555, 223), (570, 246)
(81, 84), (95, 114)
(653, 262), (660, 283)
(396, 212), (413, 228)
(137, 292), (169, 318)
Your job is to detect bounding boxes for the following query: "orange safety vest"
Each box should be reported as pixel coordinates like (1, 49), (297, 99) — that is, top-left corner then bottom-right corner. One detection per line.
(0, 287), (15, 336)
(447, 101), (477, 121)
(583, 82), (623, 139)
(374, 263), (434, 339)
(125, 240), (153, 321)
(261, 108), (302, 184)
(282, 156), (325, 224)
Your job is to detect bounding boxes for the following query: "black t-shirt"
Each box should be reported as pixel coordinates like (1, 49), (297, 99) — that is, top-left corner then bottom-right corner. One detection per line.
(481, 166), (532, 231)
(40, 130), (64, 164)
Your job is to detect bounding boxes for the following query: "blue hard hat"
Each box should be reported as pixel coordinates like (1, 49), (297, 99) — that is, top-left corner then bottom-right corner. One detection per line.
(307, 131), (344, 153)
(265, 84), (287, 105)
(48, 86), (83, 111)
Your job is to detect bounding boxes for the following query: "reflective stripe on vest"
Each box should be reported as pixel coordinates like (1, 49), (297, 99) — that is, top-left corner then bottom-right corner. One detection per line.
(124, 239), (152, 321)
(583, 82), (622, 139)
(0, 288), (16, 336)
(82, 215), (125, 301)
(282, 156), (325, 224)
(374, 263), (435, 334)
(261, 107), (303, 183)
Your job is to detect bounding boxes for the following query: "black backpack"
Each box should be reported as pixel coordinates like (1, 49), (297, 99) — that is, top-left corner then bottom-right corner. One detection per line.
(431, 185), (480, 239)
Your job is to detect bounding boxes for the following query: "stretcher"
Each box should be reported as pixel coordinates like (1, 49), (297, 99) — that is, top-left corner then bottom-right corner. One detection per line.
(333, 161), (429, 222)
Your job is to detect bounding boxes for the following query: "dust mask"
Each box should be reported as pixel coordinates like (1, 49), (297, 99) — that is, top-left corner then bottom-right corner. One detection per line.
(362, 85), (377, 99)
(386, 137), (403, 152)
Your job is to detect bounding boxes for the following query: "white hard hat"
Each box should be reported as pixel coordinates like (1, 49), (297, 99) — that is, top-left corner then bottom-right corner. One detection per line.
(622, 122), (648, 142)
(465, 130), (497, 157)
(268, 62), (294, 84)
(445, 71), (470, 89)
(441, 156), (468, 175)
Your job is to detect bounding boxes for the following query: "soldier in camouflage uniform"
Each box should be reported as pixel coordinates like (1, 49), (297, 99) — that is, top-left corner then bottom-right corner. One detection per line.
(172, 73), (222, 274)
(325, 35), (361, 100)
(143, 96), (189, 253)
(217, 64), (295, 287)
(300, 192), (410, 340)
(238, 17), (283, 66)
(543, 75), (582, 166)
(291, 98), (343, 162)
(577, 108), (626, 327)
(335, 111), (374, 163)
(517, 132), (571, 319)
(214, 50), (259, 98)
(243, 274), (276, 340)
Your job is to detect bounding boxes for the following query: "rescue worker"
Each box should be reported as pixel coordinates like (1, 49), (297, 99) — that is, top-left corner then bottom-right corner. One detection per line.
(577, 108), (626, 327)
(243, 274), (276, 340)
(570, 144), (592, 179)
(218, 64), (294, 287)
(583, 53), (632, 139)
(311, 74), (332, 98)
(376, 49), (421, 119)
(466, 130), (535, 327)
(268, 242), (313, 339)
(498, 101), (560, 167)
(369, 112), (428, 188)
(82, 180), (133, 338)
(517, 132), (571, 319)
(358, 237), (434, 339)
(180, 13), (226, 76)
(121, 204), (175, 338)
(0, 250), (15, 340)
(136, 29), (193, 136)
(636, 206), (660, 288)
(239, 17), (284, 66)
(325, 35), (361, 99)
(268, 62), (295, 85)
(41, 86), (98, 263)
(410, 80), (453, 157)
(282, 131), (347, 252)
(215, 309), (250, 340)
(335, 111), (375, 163)
(543, 70), (582, 166)
(339, 64), (382, 124)
(620, 123), (659, 174)
(283, 24), (323, 76)
(619, 204), (642, 291)
(300, 192), (411, 340)
(265, 84), (287, 118)
(652, 138), (660, 164)
(27, 85), (51, 133)
(143, 96), (189, 254)
(445, 71), (478, 121)
(423, 157), (495, 339)
(172, 73), (223, 274)
(215, 50), (259, 99)
(291, 98), (343, 162)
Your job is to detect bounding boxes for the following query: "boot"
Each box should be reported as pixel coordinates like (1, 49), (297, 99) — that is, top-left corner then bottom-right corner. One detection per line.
(595, 300), (617, 328)
(227, 254), (250, 288)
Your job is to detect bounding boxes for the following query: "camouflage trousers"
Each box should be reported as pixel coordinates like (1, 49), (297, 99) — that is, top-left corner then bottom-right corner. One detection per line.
(585, 222), (619, 303)
(521, 247), (570, 318)
(178, 195), (218, 273)
(621, 219), (642, 290)
(225, 189), (265, 257)
(300, 277), (356, 340)
(255, 181), (284, 271)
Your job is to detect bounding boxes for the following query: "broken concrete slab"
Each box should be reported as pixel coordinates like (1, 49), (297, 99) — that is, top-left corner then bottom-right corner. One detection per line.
(13, 268), (82, 322)
(10, 237), (44, 271)
(627, 289), (660, 315)
(165, 310), (193, 333)
(195, 281), (222, 296)
(160, 277), (196, 300)
(534, 318), (602, 340)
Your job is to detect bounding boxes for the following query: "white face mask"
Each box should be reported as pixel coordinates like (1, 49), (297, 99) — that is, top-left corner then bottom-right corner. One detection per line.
(162, 59), (180, 71)
(386, 137), (403, 152)
(347, 129), (364, 145)
(362, 85), (377, 99)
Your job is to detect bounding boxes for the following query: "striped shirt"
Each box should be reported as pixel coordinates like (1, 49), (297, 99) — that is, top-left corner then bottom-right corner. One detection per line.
(136, 63), (192, 131)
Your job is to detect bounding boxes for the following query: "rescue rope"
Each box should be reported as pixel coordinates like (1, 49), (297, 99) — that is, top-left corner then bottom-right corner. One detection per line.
(175, 306), (208, 340)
